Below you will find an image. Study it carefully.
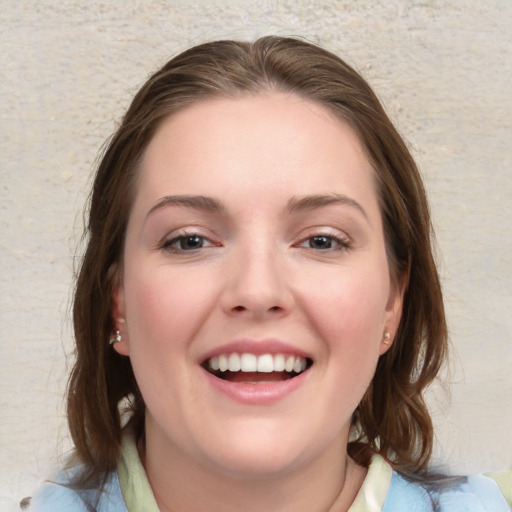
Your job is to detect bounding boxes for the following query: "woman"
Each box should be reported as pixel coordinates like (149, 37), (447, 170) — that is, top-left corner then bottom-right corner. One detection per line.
(30, 36), (508, 511)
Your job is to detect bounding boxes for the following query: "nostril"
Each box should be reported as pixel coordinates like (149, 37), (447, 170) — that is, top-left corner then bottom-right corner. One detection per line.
(229, 303), (286, 314)
(233, 305), (281, 312)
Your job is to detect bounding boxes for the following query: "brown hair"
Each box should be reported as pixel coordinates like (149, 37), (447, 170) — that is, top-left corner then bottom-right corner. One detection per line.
(68, 36), (447, 489)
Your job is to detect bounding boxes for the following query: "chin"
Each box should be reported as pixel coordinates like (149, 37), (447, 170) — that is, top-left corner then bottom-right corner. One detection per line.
(204, 443), (308, 479)
(195, 421), (341, 480)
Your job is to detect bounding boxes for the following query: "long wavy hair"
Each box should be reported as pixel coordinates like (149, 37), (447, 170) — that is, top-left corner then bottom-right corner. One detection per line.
(68, 36), (447, 491)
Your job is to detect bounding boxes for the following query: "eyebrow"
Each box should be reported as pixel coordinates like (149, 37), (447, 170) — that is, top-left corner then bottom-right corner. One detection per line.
(146, 193), (367, 220)
(287, 194), (368, 219)
(147, 195), (226, 218)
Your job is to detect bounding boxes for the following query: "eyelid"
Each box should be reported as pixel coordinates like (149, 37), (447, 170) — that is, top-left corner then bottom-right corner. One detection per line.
(157, 228), (220, 253)
(294, 228), (352, 251)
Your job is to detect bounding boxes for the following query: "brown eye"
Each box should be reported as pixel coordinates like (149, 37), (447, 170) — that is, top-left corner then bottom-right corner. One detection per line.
(162, 234), (214, 252)
(298, 234), (350, 251)
(177, 235), (205, 250)
(307, 236), (335, 250)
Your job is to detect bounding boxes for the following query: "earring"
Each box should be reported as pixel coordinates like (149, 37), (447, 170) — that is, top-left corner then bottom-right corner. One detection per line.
(383, 331), (392, 345)
(109, 329), (122, 345)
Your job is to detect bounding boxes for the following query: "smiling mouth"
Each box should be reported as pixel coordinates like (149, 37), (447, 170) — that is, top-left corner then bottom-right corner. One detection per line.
(202, 353), (313, 382)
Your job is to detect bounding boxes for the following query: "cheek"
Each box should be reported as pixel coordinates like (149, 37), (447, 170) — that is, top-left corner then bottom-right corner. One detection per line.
(123, 266), (219, 353)
(121, 267), (220, 418)
(301, 264), (389, 344)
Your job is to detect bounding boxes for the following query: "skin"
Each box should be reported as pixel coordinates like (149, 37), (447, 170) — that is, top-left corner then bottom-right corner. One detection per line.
(113, 92), (403, 511)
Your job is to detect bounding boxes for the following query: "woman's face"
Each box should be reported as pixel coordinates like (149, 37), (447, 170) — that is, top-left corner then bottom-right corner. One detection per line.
(114, 93), (402, 477)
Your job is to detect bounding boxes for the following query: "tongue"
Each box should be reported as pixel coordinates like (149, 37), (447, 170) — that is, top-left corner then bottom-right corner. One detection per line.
(224, 371), (289, 383)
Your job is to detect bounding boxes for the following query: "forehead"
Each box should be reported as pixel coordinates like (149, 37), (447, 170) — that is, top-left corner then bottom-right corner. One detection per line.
(134, 92), (378, 212)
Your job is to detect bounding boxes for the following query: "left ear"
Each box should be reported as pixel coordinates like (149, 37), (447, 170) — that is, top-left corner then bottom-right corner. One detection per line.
(379, 275), (406, 355)
(111, 266), (130, 357)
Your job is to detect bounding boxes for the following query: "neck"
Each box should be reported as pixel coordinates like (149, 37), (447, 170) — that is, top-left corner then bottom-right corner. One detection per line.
(141, 426), (366, 512)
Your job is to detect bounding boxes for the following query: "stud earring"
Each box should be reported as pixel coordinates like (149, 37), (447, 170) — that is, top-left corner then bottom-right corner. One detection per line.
(109, 330), (122, 345)
(383, 331), (392, 345)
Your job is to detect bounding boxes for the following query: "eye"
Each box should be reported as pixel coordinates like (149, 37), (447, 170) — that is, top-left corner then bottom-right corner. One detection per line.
(161, 233), (215, 252)
(298, 234), (350, 251)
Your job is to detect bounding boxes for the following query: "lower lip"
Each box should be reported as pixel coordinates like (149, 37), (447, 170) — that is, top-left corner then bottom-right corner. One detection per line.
(202, 368), (309, 405)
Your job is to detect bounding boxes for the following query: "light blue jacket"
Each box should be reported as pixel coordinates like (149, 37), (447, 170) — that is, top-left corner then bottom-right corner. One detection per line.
(30, 470), (509, 511)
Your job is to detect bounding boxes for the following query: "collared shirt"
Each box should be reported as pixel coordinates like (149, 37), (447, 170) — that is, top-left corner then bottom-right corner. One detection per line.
(117, 427), (394, 511)
(30, 430), (509, 511)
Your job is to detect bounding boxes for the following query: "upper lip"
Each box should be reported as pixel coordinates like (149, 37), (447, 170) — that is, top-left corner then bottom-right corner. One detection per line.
(199, 339), (312, 364)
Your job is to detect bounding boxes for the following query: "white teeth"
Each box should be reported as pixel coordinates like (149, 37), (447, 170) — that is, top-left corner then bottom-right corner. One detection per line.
(240, 353), (257, 372)
(219, 354), (228, 372)
(210, 356), (220, 371)
(257, 354), (274, 373)
(274, 354), (285, 372)
(207, 353), (308, 374)
(228, 353), (241, 372)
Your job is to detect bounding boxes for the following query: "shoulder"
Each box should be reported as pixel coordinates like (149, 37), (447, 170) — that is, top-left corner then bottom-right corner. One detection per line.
(29, 471), (128, 512)
(382, 472), (434, 511)
(383, 472), (509, 512)
(29, 480), (89, 512)
(436, 474), (510, 512)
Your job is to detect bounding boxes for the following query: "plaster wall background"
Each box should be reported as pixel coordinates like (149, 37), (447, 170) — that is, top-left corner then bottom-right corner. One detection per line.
(1, 0), (511, 508)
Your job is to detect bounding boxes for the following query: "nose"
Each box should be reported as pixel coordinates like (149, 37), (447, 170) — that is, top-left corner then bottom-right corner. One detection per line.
(220, 245), (293, 319)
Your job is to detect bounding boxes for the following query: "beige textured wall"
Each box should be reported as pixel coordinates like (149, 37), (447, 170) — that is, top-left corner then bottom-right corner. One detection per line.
(1, 0), (511, 507)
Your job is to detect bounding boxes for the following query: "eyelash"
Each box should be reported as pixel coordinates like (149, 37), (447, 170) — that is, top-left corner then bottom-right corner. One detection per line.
(296, 233), (351, 252)
(158, 231), (351, 254)
(158, 231), (217, 253)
